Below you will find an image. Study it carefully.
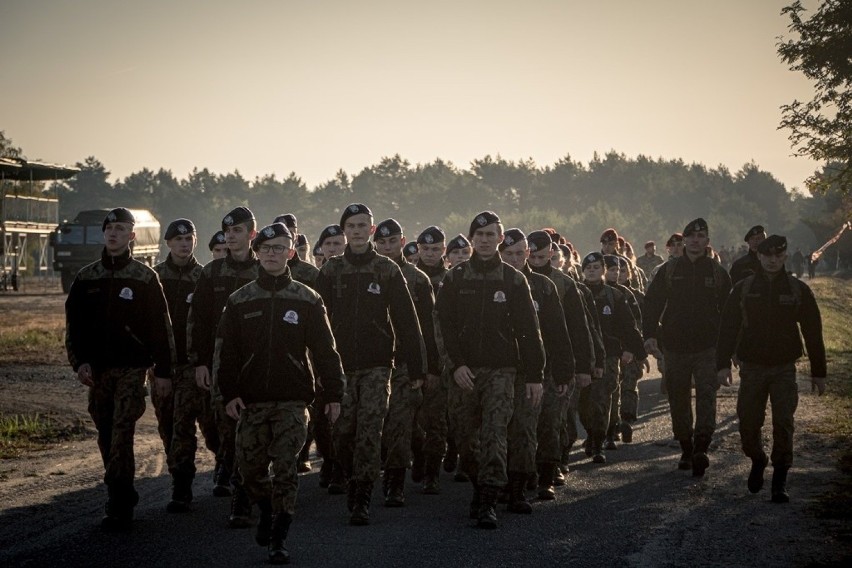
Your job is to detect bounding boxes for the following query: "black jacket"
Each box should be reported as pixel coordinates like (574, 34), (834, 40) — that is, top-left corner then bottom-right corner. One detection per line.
(729, 251), (760, 286)
(643, 255), (731, 354)
(522, 265), (575, 385)
(397, 257), (442, 376)
(417, 261), (447, 290)
(154, 254), (203, 366)
(435, 252), (545, 382)
(65, 248), (174, 377)
(316, 244), (426, 380)
(288, 255), (320, 289)
(716, 271), (826, 377)
(586, 281), (646, 360)
(214, 266), (344, 405)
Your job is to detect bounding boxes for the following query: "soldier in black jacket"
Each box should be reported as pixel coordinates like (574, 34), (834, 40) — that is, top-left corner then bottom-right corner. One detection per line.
(187, 206), (259, 526)
(215, 222), (343, 565)
(153, 219), (220, 513)
(416, 225), (448, 289)
(729, 225), (766, 285)
(643, 218), (731, 477)
(435, 211), (545, 529)
(65, 207), (174, 531)
(316, 204), (427, 526)
(716, 235), (826, 504)
(209, 230), (228, 260)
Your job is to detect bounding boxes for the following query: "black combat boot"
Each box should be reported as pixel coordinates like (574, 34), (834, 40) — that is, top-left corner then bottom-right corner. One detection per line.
(228, 483), (253, 528)
(255, 499), (273, 546)
(583, 437), (593, 457)
(469, 481), (480, 519)
(477, 485), (499, 529)
(748, 453), (769, 494)
(384, 468), (406, 507)
(318, 459), (333, 489)
(678, 439), (693, 470)
(101, 483), (137, 532)
(553, 467), (566, 486)
(327, 461), (347, 495)
(692, 435), (711, 477)
(166, 473), (193, 513)
(422, 456), (441, 495)
(213, 463), (232, 497)
(411, 435), (426, 484)
(560, 442), (573, 474)
(605, 425), (618, 451)
(592, 434), (606, 464)
(620, 421), (633, 444)
(506, 472), (532, 514)
(350, 481), (373, 525)
(537, 463), (556, 501)
(346, 479), (358, 512)
(297, 442), (312, 473)
(771, 467), (790, 503)
(267, 512), (292, 565)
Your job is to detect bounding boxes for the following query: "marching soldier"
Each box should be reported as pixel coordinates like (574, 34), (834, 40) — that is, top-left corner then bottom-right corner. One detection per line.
(729, 225), (766, 285)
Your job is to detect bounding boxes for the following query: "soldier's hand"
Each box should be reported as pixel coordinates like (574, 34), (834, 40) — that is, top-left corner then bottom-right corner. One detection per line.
(555, 384), (569, 397)
(717, 369), (733, 388)
(644, 338), (662, 358)
(225, 397), (246, 421)
(526, 383), (543, 408)
(593, 367), (604, 379)
(575, 373), (592, 389)
(77, 363), (94, 387)
(642, 358), (651, 373)
(325, 402), (341, 424)
(731, 355), (741, 369)
(195, 366), (211, 391)
(812, 376), (826, 396)
(621, 351), (634, 365)
(425, 374), (440, 390)
(453, 366), (475, 391)
(153, 377), (172, 398)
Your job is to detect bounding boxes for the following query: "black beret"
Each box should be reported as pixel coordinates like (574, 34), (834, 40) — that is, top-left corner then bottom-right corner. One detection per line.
(558, 244), (571, 258)
(295, 234), (308, 247)
(666, 233), (683, 246)
(645, 240), (655, 248)
(499, 228), (526, 250)
(468, 211), (501, 238)
(417, 225), (445, 245)
(222, 206), (255, 231)
(446, 234), (471, 254)
(527, 230), (553, 253)
(102, 207), (135, 231)
(603, 254), (620, 269)
(317, 224), (343, 247)
(683, 218), (709, 236)
(340, 203), (373, 227)
(208, 230), (226, 251)
(164, 218), (196, 241)
(582, 251), (605, 269)
(374, 218), (403, 240)
(600, 228), (619, 243)
(274, 213), (298, 230)
(403, 242), (419, 258)
(757, 234), (787, 255)
(252, 223), (293, 251)
(744, 225), (766, 242)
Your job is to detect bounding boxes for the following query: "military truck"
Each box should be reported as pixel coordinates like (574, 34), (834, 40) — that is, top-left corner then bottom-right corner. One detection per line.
(51, 209), (161, 292)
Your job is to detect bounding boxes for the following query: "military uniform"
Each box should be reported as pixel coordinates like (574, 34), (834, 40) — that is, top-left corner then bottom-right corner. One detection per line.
(729, 250), (761, 285)
(66, 243), (174, 528)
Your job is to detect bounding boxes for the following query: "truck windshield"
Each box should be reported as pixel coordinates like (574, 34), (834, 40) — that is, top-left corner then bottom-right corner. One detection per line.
(85, 226), (103, 244)
(59, 226), (85, 244)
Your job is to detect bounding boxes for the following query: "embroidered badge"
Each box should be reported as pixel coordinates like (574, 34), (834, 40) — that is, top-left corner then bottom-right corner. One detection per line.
(423, 234), (434, 244)
(328, 226), (338, 235)
(348, 204), (360, 213)
(108, 211), (117, 222)
(602, 305), (611, 315)
(493, 290), (506, 303)
(119, 287), (134, 300)
(504, 235), (515, 246)
(476, 215), (487, 226)
(216, 233), (226, 243)
(368, 282), (381, 295)
(178, 224), (188, 234)
(263, 226), (275, 238)
(380, 226), (390, 236)
(283, 310), (299, 324)
(223, 215), (234, 226)
(529, 243), (538, 252)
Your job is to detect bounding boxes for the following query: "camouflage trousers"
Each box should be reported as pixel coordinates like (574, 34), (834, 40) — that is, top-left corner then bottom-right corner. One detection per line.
(334, 367), (392, 483)
(88, 367), (147, 489)
(538, 376), (572, 465)
(382, 364), (423, 469)
(448, 367), (515, 487)
(620, 360), (644, 422)
(608, 370), (623, 434)
(507, 380), (542, 474)
(236, 401), (308, 515)
(168, 365), (220, 479)
(149, 371), (174, 458)
(214, 400), (239, 484)
(562, 383), (582, 452)
(737, 362), (798, 469)
(664, 348), (717, 450)
(417, 369), (450, 463)
(578, 357), (620, 440)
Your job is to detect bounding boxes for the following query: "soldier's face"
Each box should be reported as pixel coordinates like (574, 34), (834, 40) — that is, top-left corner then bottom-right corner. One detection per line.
(472, 224), (502, 259)
(747, 233), (767, 252)
(224, 223), (256, 254)
(167, 233), (196, 260)
(374, 234), (403, 259)
(322, 235), (346, 258)
(343, 214), (374, 248)
(103, 222), (135, 256)
(583, 261), (604, 283)
(605, 265), (619, 283)
(645, 244), (655, 256)
(211, 244), (228, 259)
(759, 251), (787, 274)
(447, 248), (470, 267)
(527, 248), (552, 269)
(405, 250), (420, 264)
(601, 239), (617, 254)
(500, 240), (528, 270)
(418, 243), (445, 267)
(257, 236), (294, 275)
(550, 250), (565, 269)
(684, 231), (709, 256)
(667, 241), (684, 257)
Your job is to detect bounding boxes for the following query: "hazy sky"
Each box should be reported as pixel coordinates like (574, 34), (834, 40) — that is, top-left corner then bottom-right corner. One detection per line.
(0, 0), (820, 192)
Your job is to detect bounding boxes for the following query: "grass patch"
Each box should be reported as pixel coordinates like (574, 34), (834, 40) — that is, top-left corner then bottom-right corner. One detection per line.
(0, 413), (87, 458)
(0, 323), (66, 365)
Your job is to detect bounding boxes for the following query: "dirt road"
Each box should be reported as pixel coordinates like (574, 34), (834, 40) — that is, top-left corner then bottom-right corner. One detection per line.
(1, 361), (849, 567)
